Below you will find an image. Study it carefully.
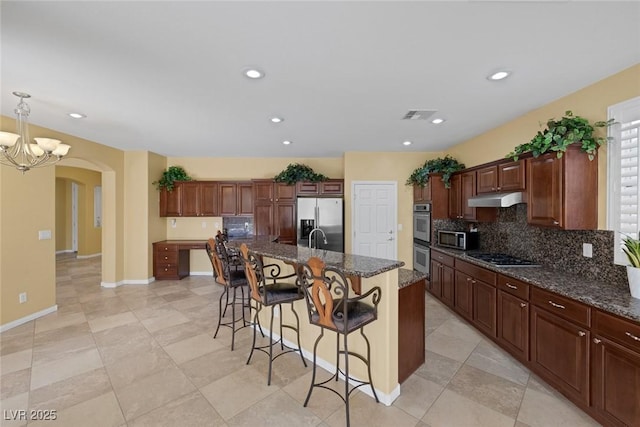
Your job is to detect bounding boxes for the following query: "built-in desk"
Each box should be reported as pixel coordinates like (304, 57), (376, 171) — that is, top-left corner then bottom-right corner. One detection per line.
(153, 240), (207, 280)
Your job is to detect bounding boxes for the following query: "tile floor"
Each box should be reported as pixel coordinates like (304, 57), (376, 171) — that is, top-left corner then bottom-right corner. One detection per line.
(0, 255), (602, 426)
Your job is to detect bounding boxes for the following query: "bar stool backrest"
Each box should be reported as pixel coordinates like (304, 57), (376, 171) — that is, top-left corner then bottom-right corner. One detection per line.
(239, 243), (263, 302)
(300, 257), (341, 329)
(206, 237), (227, 285)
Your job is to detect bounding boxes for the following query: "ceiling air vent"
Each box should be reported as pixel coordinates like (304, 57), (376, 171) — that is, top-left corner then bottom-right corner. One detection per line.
(402, 110), (437, 120)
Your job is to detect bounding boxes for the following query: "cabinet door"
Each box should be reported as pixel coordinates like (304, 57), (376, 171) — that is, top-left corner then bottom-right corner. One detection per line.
(477, 166), (498, 194)
(497, 290), (529, 361)
(428, 260), (442, 298)
(473, 279), (496, 337)
(448, 174), (461, 219)
(413, 185), (425, 203)
(530, 305), (589, 404)
(441, 265), (455, 308)
(297, 181), (319, 195)
(527, 154), (563, 227)
(254, 203), (273, 236)
(274, 202), (296, 244)
(454, 271), (473, 321)
(591, 335), (640, 427)
(253, 180), (274, 203)
(237, 182), (253, 215)
(321, 180), (344, 196)
(498, 160), (526, 191)
(460, 171), (477, 221)
(199, 182), (218, 216)
(275, 182), (296, 202)
(159, 185), (183, 217)
(181, 182), (200, 216)
(218, 183), (237, 216)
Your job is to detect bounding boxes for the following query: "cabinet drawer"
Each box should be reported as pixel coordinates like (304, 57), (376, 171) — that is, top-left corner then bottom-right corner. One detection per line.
(594, 310), (640, 353)
(156, 265), (178, 277)
(155, 244), (178, 253)
(431, 250), (455, 268)
(498, 274), (529, 300)
(456, 259), (496, 286)
(155, 252), (178, 263)
(531, 288), (590, 327)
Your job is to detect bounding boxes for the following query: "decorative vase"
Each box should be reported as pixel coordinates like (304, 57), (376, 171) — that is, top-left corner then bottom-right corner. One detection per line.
(626, 266), (640, 299)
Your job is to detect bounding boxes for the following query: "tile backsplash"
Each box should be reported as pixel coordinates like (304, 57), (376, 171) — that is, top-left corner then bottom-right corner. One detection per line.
(222, 216), (254, 238)
(433, 203), (627, 289)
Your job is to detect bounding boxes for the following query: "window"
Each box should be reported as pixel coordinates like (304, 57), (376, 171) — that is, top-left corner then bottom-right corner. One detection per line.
(94, 186), (102, 228)
(608, 96), (640, 265)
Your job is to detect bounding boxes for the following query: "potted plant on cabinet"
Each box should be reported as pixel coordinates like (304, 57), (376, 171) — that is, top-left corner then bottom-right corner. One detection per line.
(273, 163), (328, 185)
(406, 155), (465, 189)
(153, 166), (192, 191)
(507, 110), (614, 161)
(623, 234), (640, 299)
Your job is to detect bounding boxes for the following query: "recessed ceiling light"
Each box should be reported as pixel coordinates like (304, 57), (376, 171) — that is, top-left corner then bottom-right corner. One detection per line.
(402, 141), (412, 146)
(270, 117), (284, 123)
(282, 140), (292, 145)
(431, 118), (445, 124)
(68, 112), (86, 119)
(244, 68), (264, 79)
(488, 70), (511, 81)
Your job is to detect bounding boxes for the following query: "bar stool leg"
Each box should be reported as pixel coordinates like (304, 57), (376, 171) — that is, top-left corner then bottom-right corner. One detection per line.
(246, 303), (262, 365)
(290, 304), (307, 367)
(304, 329), (324, 407)
(362, 328), (379, 402)
(268, 305), (277, 385)
(213, 287), (228, 340)
(343, 332), (351, 427)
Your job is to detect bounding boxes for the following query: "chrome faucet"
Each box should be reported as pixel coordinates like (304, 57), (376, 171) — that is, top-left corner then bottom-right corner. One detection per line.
(308, 227), (328, 248)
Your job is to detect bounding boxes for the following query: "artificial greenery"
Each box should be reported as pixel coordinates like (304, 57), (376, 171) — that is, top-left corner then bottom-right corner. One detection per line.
(273, 163), (328, 185)
(623, 234), (640, 268)
(406, 155), (465, 188)
(507, 111), (614, 161)
(153, 166), (192, 191)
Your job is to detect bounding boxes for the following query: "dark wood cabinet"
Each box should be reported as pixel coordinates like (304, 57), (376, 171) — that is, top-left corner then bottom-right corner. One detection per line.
(477, 160), (526, 194)
(591, 310), (640, 427)
(413, 174), (448, 219)
(297, 179), (343, 196)
(181, 181), (217, 217)
(253, 180), (297, 244)
(496, 275), (529, 362)
(454, 259), (497, 336)
(454, 270), (474, 321)
(398, 278), (426, 384)
(219, 181), (253, 216)
(153, 242), (189, 280)
(527, 144), (597, 229)
(449, 171), (495, 222)
(530, 302), (590, 405)
(472, 278), (497, 337)
(429, 249), (454, 307)
(159, 184), (183, 217)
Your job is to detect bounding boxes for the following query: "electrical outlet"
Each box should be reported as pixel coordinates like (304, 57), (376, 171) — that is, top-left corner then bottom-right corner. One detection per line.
(171, 218), (177, 228)
(19, 292), (27, 304)
(397, 223), (403, 231)
(583, 243), (593, 258)
(202, 221), (207, 229)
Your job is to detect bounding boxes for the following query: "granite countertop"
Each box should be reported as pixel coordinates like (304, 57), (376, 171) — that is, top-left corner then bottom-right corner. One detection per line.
(228, 240), (404, 278)
(398, 268), (427, 289)
(431, 246), (640, 323)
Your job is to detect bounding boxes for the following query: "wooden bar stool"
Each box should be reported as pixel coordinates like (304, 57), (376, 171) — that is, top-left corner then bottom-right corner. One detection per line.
(239, 243), (307, 385)
(206, 237), (249, 351)
(297, 257), (381, 427)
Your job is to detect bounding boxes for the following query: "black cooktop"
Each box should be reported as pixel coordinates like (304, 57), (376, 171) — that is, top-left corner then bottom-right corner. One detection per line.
(468, 253), (540, 267)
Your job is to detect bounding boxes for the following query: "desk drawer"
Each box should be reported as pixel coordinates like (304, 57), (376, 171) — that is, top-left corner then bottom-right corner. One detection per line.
(594, 310), (640, 353)
(531, 288), (590, 327)
(155, 252), (178, 264)
(498, 275), (529, 300)
(155, 243), (178, 253)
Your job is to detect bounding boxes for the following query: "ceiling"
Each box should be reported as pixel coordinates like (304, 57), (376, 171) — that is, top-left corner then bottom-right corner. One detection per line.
(1, 1), (639, 158)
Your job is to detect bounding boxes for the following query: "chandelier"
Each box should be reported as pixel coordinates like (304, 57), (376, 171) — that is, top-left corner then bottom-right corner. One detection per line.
(0, 92), (71, 173)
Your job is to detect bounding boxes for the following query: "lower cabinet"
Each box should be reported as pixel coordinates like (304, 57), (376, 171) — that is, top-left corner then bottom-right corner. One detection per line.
(497, 290), (529, 362)
(473, 280), (496, 337)
(152, 242), (190, 280)
(429, 250), (454, 308)
(454, 270), (473, 321)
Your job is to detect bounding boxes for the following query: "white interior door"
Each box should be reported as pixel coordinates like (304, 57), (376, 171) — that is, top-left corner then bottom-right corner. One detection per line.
(352, 181), (397, 260)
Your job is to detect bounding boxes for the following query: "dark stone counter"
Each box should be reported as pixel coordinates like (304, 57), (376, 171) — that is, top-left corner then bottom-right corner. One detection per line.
(228, 240), (404, 278)
(398, 268), (427, 289)
(431, 246), (640, 323)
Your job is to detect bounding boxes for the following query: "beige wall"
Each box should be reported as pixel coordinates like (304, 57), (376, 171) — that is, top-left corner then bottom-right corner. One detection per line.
(55, 179), (71, 251)
(343, 151), (444, 266)
(55, 167), (102, 256)
(446, 64), (640, 229)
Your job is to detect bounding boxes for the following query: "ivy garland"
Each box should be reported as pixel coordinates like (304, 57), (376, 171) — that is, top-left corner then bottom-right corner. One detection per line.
(273, 163), (329, 185)
(153, 166), (192, 191)
(406, 156), (465, 189)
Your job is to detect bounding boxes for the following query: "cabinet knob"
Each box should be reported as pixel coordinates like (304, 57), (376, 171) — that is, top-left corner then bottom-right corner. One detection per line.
(164, 268), (168, 271)
(497, 186), (501, 190)
(276, 198), (279, 201)
(520, 302), (527, 308)
(553, 220), (560, 225)
(578, 331), (586, 337)
(270, 198), (273, 202)
(593, 338), (602, 344)
(164, 256), (168, 260)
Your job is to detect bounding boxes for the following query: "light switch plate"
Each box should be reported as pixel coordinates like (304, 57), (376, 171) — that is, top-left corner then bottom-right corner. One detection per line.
(38, 230), (52, 240)
(583, 243), (593, 258)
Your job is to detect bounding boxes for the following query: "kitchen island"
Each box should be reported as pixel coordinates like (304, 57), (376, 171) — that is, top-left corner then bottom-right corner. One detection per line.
(227, 240), (406, 405)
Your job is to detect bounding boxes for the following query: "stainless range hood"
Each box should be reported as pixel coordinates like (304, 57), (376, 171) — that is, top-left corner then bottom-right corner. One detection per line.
(467, 192), (525, 208)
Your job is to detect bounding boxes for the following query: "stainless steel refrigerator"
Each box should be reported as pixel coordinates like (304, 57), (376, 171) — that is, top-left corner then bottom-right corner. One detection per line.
(296, 197), (344, 252)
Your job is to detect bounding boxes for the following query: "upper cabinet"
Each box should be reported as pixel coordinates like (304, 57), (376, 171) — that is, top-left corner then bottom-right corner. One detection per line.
(181, 181), (218, 217)
(159, 180), (252, 217)
(159, 184), (183, 217)
(449, 171), (477, 221)
(253, 180), (297, 244)
(477, 160), (526, 194)
(527, 144), (597, 229)
(413, 174), (448, 219)
(219, 181), (253, 216)
(297, 179), (344, 196)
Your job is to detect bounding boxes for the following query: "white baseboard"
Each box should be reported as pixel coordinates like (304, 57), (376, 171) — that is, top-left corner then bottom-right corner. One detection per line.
(189, 271), (213, 276)
(259, 326), (400, 406)
(55, 249), (75, 255)
(101, 277), (155, 288)
(0, 305), (58, 333)
(77, 253), (102, 259)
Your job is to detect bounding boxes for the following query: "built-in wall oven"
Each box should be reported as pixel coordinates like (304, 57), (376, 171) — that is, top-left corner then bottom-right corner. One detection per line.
(413, 204), (431, 277)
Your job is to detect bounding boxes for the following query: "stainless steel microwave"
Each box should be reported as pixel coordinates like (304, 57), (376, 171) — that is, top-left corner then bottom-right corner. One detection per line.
(437, 230), (478, 251)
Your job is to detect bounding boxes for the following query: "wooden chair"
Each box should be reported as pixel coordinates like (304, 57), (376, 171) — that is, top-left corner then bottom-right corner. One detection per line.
(239, 243), (307, 385)
(297, 257), (381, 427)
